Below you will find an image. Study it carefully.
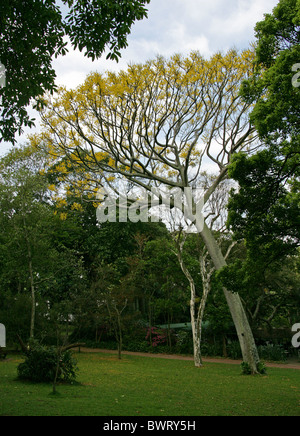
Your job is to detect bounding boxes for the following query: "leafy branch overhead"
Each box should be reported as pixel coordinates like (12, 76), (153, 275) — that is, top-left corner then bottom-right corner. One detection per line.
(0, 0), (151, 144)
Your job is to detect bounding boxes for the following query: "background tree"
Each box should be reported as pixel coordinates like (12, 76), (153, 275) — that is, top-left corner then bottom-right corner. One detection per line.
(229, 0), (300, 261)
(0, 145), (85, 342)
(224, 1), (299, 341)
(123, 232), (188, 347)
(1, 142), (298, 357)
(171, 174), (235, 367)
(0, 0), (151, 144)
(143, 236), (189, 344)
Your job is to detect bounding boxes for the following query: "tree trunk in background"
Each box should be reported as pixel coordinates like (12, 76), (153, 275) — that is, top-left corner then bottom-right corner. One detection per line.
(176, 245), (203, 368)
(29, 258), (36, 340)
(190, 284), (203, 368)
(23, 216), (36, 340)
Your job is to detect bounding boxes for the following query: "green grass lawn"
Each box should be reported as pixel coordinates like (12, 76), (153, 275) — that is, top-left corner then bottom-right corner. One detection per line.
(0, 351), (299, 416)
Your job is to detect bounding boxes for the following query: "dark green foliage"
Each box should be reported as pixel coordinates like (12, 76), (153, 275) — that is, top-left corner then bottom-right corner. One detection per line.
(0, 0), (66, 142)
(258, 343), (288, 362)
(17, 343), (78, 383)
(0, 347), (7, 360)
(0, 143), (299, 360)
(64, 0), (151, 62)
(0, 145), (88, 341)
(228, 149), (299, 258)
(244, 0), (300, 138)
(226, 341), (243, 360)
(228, 0), (300, 278)
(0, 0), (150, 143)
(241, 361), (266, 375)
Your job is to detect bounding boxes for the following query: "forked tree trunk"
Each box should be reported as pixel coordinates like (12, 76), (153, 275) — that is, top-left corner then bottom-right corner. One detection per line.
(176, 243), (207, 368)
(198, 222), (260, 374)
(189, 277), (202, 368)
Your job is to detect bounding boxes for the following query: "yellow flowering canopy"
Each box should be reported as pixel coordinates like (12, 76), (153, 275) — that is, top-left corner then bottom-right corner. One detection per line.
(34, 49), (258, 206)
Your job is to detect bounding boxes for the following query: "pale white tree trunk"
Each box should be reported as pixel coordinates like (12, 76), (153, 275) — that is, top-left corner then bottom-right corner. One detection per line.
(176, 251), (202, 367)
(198, 221), (260, 374)
(175, 234), (212, 368)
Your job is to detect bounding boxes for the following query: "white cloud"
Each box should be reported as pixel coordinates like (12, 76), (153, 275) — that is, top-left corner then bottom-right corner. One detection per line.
(163, 22), (211, 57)
(208, 0), (279, 47)
(52, 0), (279, 89)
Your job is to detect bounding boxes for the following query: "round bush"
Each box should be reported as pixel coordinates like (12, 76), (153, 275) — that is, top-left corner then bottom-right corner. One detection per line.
(17, 344), (78, 383)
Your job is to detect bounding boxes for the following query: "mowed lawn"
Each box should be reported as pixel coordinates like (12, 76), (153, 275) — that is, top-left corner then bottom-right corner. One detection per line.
(0, 351), (299, 416)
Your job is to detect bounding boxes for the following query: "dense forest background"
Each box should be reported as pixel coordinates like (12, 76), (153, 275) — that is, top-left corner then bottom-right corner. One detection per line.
(0, 145), (299, 362)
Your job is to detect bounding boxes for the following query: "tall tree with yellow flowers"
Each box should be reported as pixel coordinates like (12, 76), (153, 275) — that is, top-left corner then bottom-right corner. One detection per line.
(36, 49), (262, 373)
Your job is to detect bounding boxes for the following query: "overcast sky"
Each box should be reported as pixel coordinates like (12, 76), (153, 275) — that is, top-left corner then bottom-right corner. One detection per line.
(1, 0), (279, 156)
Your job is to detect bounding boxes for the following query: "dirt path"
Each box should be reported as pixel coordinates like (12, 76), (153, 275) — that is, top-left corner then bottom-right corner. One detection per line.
(79, 347), (300, 370)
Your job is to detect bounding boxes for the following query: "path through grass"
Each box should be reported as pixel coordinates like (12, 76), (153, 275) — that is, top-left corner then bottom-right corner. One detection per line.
(0, 351), (299, 416)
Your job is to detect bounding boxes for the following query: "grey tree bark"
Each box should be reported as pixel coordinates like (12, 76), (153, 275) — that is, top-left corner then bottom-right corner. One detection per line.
(198, 221), (260, 373)
(174, 231), (214, 368)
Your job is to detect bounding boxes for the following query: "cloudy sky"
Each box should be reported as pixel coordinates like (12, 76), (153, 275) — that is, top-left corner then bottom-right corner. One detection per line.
(1, 0), (279, 156)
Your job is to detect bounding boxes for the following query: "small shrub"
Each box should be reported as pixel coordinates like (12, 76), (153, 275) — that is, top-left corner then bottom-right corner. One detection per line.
(241, 361), (267, 375)
(241, 362), (252, 375)
(258, 343), (288, 362)
(257, 361), (267, 374)
(124, 340), (153, 353)
(145, 327), (167, 348)
(17, 343), (78, 383)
